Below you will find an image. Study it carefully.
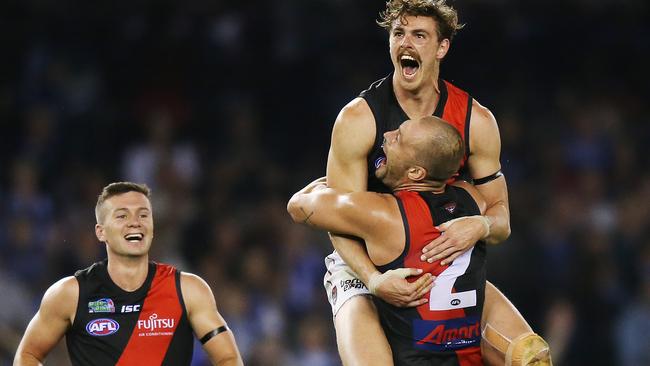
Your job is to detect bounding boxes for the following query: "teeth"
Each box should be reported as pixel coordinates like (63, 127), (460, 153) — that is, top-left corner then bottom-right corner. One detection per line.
(401, 55), (416, 61)
(125, 234), (143, 241)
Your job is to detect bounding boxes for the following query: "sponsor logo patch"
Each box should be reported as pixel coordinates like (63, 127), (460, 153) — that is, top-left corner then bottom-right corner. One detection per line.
(413, 316), (480, 351)
(121, 304), (141, 313)
(136, 313), (176, 337)
(88, 298), (115, 313)
(340, 278), (367, 292)
(86, 318), (119, 336)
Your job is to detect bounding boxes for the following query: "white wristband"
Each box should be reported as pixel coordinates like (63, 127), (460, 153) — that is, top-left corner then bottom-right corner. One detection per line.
(367, 268), (416, 295)
(367, 272), (384, 295)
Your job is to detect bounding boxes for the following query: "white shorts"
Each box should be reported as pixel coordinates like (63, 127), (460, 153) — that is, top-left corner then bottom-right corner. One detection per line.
(323, 251), (371, 317)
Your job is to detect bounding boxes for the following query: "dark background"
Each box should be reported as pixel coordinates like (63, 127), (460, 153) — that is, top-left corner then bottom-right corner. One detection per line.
(1, 1), (649, 365)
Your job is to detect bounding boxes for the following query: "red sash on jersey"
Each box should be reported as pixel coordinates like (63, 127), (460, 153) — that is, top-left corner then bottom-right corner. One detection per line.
(441, 80), (471, 181)
(396, 190), (483, 365)
(117, 264), (182, 365)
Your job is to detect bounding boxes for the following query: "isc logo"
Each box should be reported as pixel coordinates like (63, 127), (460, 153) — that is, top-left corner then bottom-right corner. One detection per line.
(121, 304), (141, 313)
(86, 318), (120, 336)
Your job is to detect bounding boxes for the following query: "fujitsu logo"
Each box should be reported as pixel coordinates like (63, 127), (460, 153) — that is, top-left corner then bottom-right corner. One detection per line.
(137, 313), (175, 331)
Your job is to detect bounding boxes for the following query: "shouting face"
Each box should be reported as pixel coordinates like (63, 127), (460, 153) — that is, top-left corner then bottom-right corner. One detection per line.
(389, 15), (449, 91)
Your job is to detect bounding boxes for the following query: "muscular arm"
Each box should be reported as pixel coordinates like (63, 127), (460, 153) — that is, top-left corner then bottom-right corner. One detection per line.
(466, 100), (510, 245)
(14, 277), (78, 366)
(325, 98), (379, 284)
(421, 101), (510, 264)
(182, 273), (243, 366)
(287, 177), (398, 247)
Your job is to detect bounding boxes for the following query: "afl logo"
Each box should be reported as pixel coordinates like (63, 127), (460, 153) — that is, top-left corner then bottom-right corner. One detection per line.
(86, 318), (119, 336)
(450, 298), (461, 306)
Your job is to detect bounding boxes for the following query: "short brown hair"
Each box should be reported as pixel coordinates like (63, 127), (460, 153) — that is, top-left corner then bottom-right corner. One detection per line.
(378, 0), (464, 42)
(95, 182), (151, 223)
(415, 116), (464, 181)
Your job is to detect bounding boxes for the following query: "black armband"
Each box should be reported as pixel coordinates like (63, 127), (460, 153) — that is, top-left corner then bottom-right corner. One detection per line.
(473, 170), (503, 185)
(200, 325), (230, 344)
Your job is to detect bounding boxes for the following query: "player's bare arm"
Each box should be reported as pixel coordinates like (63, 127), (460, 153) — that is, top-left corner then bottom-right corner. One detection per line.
(466, 100), (511, 244)
(421, 100), (510, 264)
(181, 273), (243, 366)
(325, 98), (382, 286)
(14, 277), (78, 366)
(288, 181), (410, 263)
(327, 98), (429, 305)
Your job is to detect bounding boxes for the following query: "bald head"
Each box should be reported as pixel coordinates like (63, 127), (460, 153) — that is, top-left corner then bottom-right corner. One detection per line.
(411, 116), (464, 181)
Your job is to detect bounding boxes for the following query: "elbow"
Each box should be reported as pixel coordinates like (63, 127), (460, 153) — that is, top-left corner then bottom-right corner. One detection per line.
(286, 195), (301, 223)
(497, 225), (511, 243)
(215, 353), (243, 366)
(486, 221), (511, 245)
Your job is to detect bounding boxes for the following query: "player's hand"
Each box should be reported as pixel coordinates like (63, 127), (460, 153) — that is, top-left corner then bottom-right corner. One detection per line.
(369, 268), (435, 308)
(420, 216), (489, 266)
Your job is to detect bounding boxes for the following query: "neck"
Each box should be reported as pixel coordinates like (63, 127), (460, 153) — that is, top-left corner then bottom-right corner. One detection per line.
(392, 68), (440, 118)
(392, 180), (446, 193)
(106, 254), (150, 292)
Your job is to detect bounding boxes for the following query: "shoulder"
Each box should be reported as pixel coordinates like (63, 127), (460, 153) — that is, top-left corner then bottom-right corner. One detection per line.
(180, 272), (216, 315)
(180, 272), (212, 295)
(41, 276), (78, 318)
(470, 98), (498, 134)
(345, 191), (402, 228)
(342, 191), (397, 211)
(344, 192), (402, 241)
(467, 97), (501, 173)
(328, 96), (375, 154)
(334, 98), (375, 133)
(45, 276), (78, 301)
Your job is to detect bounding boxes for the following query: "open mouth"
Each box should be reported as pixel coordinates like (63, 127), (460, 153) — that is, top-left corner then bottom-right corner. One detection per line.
(400, 54), (420, 79)
(124, 233), (144, 243)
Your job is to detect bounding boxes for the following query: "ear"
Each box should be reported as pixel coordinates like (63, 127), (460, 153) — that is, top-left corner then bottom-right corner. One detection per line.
(436, 38), (450, 60)
(407, 166), (427, 181)
(95, 223), (106, 242)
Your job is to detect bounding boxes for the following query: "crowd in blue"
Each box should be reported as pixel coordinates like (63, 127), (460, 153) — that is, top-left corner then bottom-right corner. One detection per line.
(1, 1), (649, 365)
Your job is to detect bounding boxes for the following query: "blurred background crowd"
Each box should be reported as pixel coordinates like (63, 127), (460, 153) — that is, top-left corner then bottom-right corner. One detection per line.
(1, 0), (649, 365)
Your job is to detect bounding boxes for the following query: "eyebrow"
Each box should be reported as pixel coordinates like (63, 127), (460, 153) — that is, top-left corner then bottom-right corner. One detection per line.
(393, 25), (430, 34)
(113, 207), (151, 213)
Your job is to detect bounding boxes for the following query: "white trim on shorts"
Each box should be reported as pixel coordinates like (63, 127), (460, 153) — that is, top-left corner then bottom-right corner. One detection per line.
(323, 251), (371, 317)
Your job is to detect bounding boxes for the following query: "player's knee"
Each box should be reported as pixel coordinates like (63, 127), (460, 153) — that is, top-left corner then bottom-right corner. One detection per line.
(505, 333), (552, 366)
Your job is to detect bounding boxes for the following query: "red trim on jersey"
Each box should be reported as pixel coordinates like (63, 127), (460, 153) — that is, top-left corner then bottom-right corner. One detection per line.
(441, 80), (471, 179)
(116, 264), (182, 365)
(396, 191), (483, 365)
(456, 346), (483, 366)
(396, 191), (467, 321)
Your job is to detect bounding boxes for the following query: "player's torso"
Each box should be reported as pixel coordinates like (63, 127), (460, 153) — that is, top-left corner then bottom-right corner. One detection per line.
(360, 74), (473, 192)
(375, 187), (486, 366)
(66, 260), (193, 366)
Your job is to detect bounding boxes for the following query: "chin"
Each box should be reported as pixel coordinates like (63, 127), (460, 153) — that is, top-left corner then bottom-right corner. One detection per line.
(397, 76), (422, 91)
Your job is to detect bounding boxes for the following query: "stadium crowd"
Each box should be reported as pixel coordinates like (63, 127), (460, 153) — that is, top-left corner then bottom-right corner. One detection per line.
(1, 1), (648, 365)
